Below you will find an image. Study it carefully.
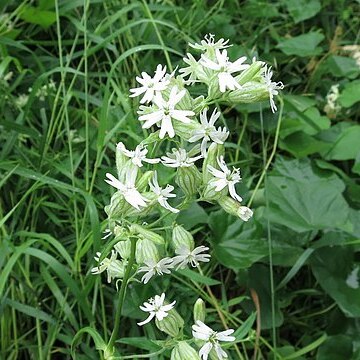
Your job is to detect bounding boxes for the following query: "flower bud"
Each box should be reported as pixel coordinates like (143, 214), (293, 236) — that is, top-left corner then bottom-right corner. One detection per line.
(172, 224), (195, 251)
(235, 61), (263, 85)
(227, 82), (268, 104)
(193, 298), (206, 323)
(202, 143), (224, 184)
(175, 165), (202, 197)
(218, 197), (254, 221)
(238, 206), (254, 222)
(104, 191), (129, 219)
(208, 78), (222, 100)
(135, 237), (160, 264)
(171, 341), (201, 360)
(173, 120), (202, 141)
(115, 143), (128, 179)
(130, 224), (165, 245)
(114, 239), (131, 259)
(113, 225), (127, 239)
(155, 309), (184, 338)
(192, 95), (206, 114)
(202, 183), (223, 201)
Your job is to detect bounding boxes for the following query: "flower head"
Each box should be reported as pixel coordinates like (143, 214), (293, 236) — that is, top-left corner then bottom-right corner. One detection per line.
(105, 167), (148, 210)
(190, 34), (231, 51)
(137, 293), (176, 326)
(192, 320), (235, 360)
(138, 86), (195, 139)
(91, 250), (125, 283)
(179, 53), (206, 85)
(200, 49), (249, 92)
(189, 108), (229, 157)
(130, 64), (169, 103)
(117, 142), (160, 167)
(207, 156), (242, 202)
(172, 245), (211, 269)
(149, 171), (179, 213)
(262, 65), (284, 113)
(161, 148), (202, 168)
(138, 257), (174, 284)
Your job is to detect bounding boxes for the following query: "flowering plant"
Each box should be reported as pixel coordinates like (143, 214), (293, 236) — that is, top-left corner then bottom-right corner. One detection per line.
(91, 34), (283, 359)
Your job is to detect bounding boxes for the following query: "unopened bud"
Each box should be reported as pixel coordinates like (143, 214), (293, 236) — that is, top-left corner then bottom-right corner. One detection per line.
(176, 165), (202, 197)
(130, 224), (165, 245)
(218, 197), (254, 221)
(104, 192), (129, 220)
(114, 239), (131, 259)
(193, 298), (206, 323)
(173, 120), (202, 141)
(135, 237), (160, 264)
(115, 143), (128, 178)
(238, 206), (253, 222)
(155, 309), (184, 338)
(202, 183), (223, 201)
(227, 82), (268, 104)
(172, 224), (195, 251)
(202, 143), (224, 184)
(235, 61), (263, 85)
(171, 341), (201, 360)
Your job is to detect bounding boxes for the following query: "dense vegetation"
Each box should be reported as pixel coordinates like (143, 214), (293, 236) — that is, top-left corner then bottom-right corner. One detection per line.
(1, 0), (359, 359)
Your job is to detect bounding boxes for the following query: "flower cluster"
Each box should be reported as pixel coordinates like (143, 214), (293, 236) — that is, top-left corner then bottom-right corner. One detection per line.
(91, 34), (283, 359)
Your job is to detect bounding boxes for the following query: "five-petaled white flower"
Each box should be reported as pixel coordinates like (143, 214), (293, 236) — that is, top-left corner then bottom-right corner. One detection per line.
(138, 257), (174, 284)
(117, 142), (160, 167)
(172, 245), (211, 269)
(161, 148), (202, 168)
(188, 108), (229, 157)
(208, 156), (242, 202)
(262, 65), (284, 113)
(129, 64), (169, 104)
(137, 293), (176, 326)
(189, 34), (231, 51)
(91, 250), (125, 283)
(138, 86), (195, 139)
(200, 49), (249, 93)
(105, 167), (148, 210)
(192, 320), (236, 360)
(149, 171), (179, 213)
(179, 53), (206, 85)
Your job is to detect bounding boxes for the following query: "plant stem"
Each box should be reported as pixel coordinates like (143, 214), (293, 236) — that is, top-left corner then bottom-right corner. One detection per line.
(106, 237), (137, 355)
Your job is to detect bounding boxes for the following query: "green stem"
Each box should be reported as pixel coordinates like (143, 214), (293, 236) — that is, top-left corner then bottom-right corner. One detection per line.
(106, 237), (137, 355)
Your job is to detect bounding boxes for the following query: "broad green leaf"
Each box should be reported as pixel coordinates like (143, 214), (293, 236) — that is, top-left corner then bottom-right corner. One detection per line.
(177, 202), (208, 230)
(311, 247), (360, 317)
(324, 55), (360, 79)
(19, 6), (56, 28)
(276, 32), (324, 57)
(266, 157), (349, 232)
(316, 335), (353, 360)
(233, 312), (256, 340)
(339, 80), (360, 107)
(286, 0), (321, 23)
(176, 268), (221, 286)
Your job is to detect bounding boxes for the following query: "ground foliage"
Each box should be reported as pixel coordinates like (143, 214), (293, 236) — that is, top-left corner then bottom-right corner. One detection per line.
(0, 0), (360, 359)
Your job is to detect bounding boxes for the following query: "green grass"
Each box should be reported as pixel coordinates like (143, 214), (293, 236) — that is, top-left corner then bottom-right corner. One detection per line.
(1, 0), (360, 359)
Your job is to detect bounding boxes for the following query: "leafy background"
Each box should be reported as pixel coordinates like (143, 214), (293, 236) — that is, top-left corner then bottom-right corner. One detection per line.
(0, 0), (359, 359)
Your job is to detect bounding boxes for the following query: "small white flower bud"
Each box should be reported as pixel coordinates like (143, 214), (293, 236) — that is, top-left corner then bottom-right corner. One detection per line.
(238, 206), (253, 222)
(193, 298), (206, 323)
(172, 224), (195, 251)
(170, 341), (201, 360)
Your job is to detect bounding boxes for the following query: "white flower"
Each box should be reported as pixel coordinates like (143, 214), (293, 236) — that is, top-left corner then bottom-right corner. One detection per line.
(262, 65), (284, 113)
(137, 293), (176, 326)
(91, 250), (125, 283)
(105, 167), (148, 210)
(161, 148), (202, 168)
(200, 49), (249, 93)
(179, 53), (205, 85)
(117, 142), (160, 167)
(188, 108), (229, 157)
(238, 206), (253, 222)
(138, 86), (195, 139)
(172, 245), (211, 269)
(208, 156), (242, 202)
(138, 257), (174, 284)
(149, 171), (179, 213)
(192, 320), (236, 360)
(129, 64), (169, 103)
(189, 34), (231, 51)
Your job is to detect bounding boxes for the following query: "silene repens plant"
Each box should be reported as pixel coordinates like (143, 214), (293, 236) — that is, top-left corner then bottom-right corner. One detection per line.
(89, 34), (284, 360)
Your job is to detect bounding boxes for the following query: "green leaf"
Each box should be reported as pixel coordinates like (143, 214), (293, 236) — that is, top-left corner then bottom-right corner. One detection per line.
(176, 268), (221, 286)
(234, 312), (256, 340)
(286, 0), (321, 23)
(176, 202), (208, 230)
(266, 157), (350, 232)
(276, 32), (324, 57)
(19, 6), (56, 28)
(311, 247), (360, 317)
(72, 327), (107, 358)
(339, 80), (360, 107)
(324, 56), (360, 78)
(316, 335), (353, 360)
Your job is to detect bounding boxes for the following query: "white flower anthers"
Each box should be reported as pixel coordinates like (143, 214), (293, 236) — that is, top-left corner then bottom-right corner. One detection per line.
(172, 245), (211, 269)
(105, 167), (148, 210)
(137, 293), (176, 326)
(161, 148), (202, 168)
(208, 156), (242, 202)
(262, 65), (284, 113)
(190, 34), (231, 52)
(138, 86), (195, 139)
(91, 250), (125, 283)
(192, 320), (236, 360)
(149, 171), (179, 213)
(188, 108), (229, 157)
(138, 257), (174, 284)
(130, 64), (169, 104)
(200, 49), (249, 93)
(117, 142), (160, 167)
